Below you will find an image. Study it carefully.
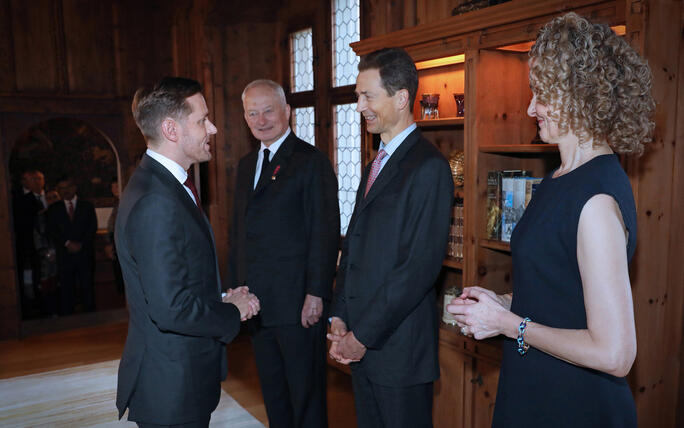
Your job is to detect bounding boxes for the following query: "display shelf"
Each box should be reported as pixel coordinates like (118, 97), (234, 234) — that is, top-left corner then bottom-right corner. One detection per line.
(479, 239), (511, 253)
(443, 257), (464, 270)
(416, 117), (464, 128)
(479, 144), (558, 154)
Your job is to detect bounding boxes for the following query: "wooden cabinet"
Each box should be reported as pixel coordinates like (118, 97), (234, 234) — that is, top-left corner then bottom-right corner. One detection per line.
(350, 1), (626, 426)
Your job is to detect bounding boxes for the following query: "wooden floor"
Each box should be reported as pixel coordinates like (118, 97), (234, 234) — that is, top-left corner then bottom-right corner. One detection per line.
(0, 321), (357, 427)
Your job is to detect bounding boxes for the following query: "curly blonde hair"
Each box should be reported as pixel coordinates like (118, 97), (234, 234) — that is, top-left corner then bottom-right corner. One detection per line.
(529, 12), (655, 155)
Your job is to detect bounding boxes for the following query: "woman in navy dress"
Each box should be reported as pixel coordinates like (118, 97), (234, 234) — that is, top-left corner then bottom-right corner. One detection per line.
(447, 12), (655, 427)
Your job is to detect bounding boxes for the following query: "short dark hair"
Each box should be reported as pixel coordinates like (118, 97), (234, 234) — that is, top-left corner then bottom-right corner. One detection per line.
(358, 48), (418, 112)
(131, 76), (202, 143)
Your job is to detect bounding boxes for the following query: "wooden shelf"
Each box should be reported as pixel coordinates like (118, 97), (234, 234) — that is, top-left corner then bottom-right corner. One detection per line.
(416, 117), (464, 127)
(479, 144), (558, 154)
(479, 239), (510, 252)
(439, 322), (502, 364)
(443, 257), (463, 270)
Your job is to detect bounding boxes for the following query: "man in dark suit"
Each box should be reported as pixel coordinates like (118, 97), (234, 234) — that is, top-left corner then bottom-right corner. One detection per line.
(227, 79), (339, 428)
(47, 176), (97, 314)
(115, 77), (260, 428)
(328, 48), (454, 428)
(13, 169), (44, 316)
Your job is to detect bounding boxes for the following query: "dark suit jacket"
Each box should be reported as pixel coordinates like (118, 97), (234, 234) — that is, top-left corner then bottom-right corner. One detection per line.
(331, 128), (453, 387)
(14, 191), (43, 264)
(47, 198), (97, 261)
(115, 154), (241, 424)
(227, 132), (340, 326)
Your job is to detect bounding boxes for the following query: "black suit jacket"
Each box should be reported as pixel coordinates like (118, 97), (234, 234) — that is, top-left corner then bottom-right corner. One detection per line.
(14, 191), (43, 263)
(115, 155), (241, 424)
(47, 198), (97, 260)
(331, 128), (453, 387)
(227, 132), (340, 326)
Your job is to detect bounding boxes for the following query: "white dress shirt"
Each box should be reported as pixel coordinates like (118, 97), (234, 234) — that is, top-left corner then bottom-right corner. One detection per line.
(146, 149), (197, 205)
(253, 128), (291, 189)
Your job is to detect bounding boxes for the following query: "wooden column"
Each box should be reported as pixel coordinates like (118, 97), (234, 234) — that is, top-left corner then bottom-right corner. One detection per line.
(625, 1), (684, 427)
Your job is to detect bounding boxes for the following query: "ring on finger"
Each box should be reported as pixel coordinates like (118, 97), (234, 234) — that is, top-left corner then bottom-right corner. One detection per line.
(460, 326), (468, 335)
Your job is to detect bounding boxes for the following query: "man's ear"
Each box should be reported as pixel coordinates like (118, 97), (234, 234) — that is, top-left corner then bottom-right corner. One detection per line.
(395, 88), (410, 111)
(160, 118), (179, 142)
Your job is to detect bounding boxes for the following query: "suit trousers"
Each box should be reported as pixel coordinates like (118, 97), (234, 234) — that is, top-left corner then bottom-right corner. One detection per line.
(351, 368), (433, 428)
(58, 252), (94, 314)
(251, 319), (328, 428)
(135, 414), (210, 428)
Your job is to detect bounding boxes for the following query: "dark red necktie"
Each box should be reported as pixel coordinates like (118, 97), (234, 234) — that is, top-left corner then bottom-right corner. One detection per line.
(183, 176), (203, 213)
(364, 149), (387, 197)
(67, 200), (75, 220)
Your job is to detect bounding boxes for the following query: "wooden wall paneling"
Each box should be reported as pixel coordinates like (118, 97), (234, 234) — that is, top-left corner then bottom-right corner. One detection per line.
(204, 23), (231, 276)
(627, 2), (683, 427)
(61, 0), (115, 94)
(0, 0), (16, 92)
(114, 2), (175, 98)
(415, 0), (464, 26)
(10, 0), (61, 92)
(674, 6), (684, 422)
(0, 122), (20, 339)
(434, 333), (469, 428)
(111, 3), (124, 98)
(402, 0), (417, 29)
(220, 19), (282, 275)
(676, 9), (684, 427)
(364, 0), (407, 37)
(469, 358), (499, 428)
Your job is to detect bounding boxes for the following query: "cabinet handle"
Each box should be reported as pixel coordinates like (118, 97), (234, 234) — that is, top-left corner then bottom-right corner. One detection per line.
(470, 374), (483, 386)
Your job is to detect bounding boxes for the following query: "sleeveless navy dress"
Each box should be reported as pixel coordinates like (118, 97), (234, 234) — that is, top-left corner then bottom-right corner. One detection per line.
(492, 154), (638, 427)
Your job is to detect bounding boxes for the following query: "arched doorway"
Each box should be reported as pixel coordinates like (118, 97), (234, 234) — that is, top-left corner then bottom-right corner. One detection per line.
(8, 118), (126, 321)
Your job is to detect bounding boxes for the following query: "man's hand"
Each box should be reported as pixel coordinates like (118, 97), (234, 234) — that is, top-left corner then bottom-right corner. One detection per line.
(336, 331), (366, 362)
(301, 294), (323, 327)
(327, 317), (354, 364)
(65, 241), (82, 254)
(223, 287), (260, 321)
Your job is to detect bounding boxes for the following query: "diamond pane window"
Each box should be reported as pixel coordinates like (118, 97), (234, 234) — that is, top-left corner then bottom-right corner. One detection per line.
(293, 107), (315, 146)
(290, 28), (314, 92)
(334, 103), (361, 234)
(332, 0), (360, 87)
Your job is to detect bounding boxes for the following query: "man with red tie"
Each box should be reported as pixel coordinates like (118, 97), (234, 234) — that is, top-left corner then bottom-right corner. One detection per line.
(47, 176), (97, 315)
(115, 77), (259, 428)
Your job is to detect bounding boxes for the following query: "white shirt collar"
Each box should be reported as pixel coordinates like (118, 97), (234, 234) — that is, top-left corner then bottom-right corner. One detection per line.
(146, 148), (188, 185)
(379, 123), (417, 155)
(260, 128), (291, 158)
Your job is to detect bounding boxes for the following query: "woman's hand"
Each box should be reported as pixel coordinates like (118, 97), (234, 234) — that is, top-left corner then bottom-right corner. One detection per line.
(447, 287), (515, 340)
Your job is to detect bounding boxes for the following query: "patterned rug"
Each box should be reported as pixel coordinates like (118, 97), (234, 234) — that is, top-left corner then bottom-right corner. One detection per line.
(0, 360), (265, 427)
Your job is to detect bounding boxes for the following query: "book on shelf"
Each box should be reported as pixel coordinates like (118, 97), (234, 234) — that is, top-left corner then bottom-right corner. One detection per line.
(447, 197), (464, 261)
(485, 171), (502, 240)
(487, 170), (541, 243)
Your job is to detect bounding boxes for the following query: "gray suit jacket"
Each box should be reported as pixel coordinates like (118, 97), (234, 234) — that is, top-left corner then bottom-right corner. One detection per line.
(115, 154), (241, 424)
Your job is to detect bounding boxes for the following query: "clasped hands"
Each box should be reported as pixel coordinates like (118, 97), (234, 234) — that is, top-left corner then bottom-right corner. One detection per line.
(326, 316), (366, 365)
(222, 286), (260, 321)
(445, 286), (511, 340)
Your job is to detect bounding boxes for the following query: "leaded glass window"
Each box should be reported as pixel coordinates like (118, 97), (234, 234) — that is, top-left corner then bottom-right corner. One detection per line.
(334, 103), (361, 234)
(332, 0), (360, 87)
(292, 107), (315, 146)
(290, 28), (314, 92)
